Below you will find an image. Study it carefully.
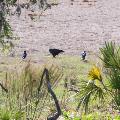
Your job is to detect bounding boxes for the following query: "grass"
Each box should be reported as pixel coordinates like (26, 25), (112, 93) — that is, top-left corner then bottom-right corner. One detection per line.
(0, 55), (92, 116)
(0, 54), (119, 119)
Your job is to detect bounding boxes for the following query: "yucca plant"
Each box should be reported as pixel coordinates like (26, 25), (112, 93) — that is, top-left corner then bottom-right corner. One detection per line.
(76, 42), (120, 114)
(100, 42), (120, 110)
(100, 42), (120, 70)
(76, 65), (107, 114)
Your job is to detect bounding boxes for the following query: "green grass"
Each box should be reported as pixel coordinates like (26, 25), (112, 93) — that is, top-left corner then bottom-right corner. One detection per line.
(0, 54), (118, 119)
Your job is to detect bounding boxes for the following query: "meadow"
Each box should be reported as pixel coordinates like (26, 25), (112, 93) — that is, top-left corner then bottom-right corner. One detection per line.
(0, 44), (120, 120)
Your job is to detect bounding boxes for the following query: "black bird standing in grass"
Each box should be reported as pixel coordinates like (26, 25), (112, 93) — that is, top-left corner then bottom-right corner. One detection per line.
(22, 50), (27, 59)
(49, 49), (64, 58)
(81, 51), (86, 60)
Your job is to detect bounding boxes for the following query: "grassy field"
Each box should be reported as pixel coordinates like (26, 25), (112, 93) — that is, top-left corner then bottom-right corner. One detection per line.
(0, 54), (120, 120)
(0, 54), (94, 119)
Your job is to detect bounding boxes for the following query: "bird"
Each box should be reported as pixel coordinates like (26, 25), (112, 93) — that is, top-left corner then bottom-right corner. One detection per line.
(22, 50), (27, 59)
(81, 51), (86, 60)
(14, 4), (21, 17)
(49, 49), (64, 58)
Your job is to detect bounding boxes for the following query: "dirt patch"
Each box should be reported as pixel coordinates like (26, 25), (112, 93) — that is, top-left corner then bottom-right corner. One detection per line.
(8, 0), (120, 59)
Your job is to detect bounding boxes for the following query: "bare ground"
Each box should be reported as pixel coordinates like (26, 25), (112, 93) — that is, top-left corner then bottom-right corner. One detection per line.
(6, 0), (120, 61)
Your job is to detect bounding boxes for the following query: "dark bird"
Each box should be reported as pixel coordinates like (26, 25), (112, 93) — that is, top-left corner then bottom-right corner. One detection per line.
(49, 49), (64, 58)
(14, 4), (21, 17)
(81, 51), (86, 60)
(22, 50), (27, 59)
